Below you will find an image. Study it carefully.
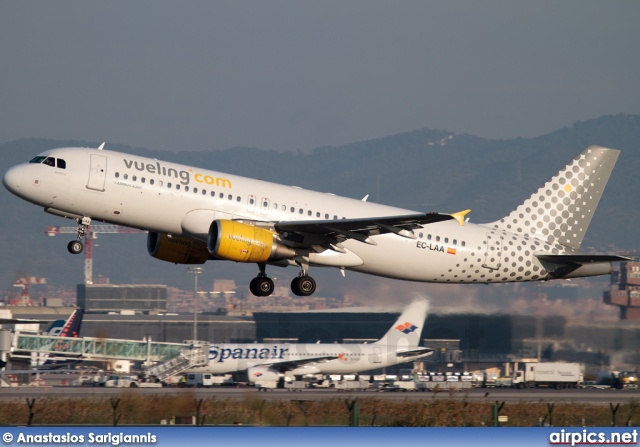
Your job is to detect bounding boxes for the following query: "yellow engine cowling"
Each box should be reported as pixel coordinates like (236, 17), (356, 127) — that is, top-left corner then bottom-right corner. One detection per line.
(208, 220), (295, 263)
(147, 232), (210, 264)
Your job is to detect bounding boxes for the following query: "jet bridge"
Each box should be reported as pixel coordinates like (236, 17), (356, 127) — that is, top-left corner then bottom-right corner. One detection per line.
(9, 332), (209, 380)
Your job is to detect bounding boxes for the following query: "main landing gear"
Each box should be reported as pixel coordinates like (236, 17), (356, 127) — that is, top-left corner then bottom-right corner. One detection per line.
(66, 217), (91, 254)
(291, 274), (316, 297)
(249, 264), (275, 297)
(249, 263), (317, 297)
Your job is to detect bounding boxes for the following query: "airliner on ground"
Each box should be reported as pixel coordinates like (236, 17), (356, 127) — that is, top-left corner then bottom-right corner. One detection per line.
(11, 308), (84, 370)
(2, 144), (626, 296)
(185, 299), (432, 382)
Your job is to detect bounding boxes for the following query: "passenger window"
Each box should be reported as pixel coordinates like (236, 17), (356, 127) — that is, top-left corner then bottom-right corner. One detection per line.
(184, 186), (189, 192)
(115, 172), (120, 178)
(236, 196), (241, 202)
(250, 198), (255, 205)
(158, 180), (163, 187)
(150, 179), (154, 185)
(132, 176), (137, 182)
(308, 210), (312, 216)
(299, 209), (303, 214)
(202, 189), (207, 195)
(124, 174), (129, 180)
(316, 212), (320, 218)
(167, 182), (172, 188)
(427, 234), (431, 240)
(193, 187), (197, 193)
(444, 237), (449, 243)
(176, 184), (181, 190)
(325, 213), (329, 219)
(56, 159), (66, 169)
(290, 207), (295, 213)
(219, 192), (224, 199)
(141, 178), (146, 183)
(333, 215), (337, 220)
(436, 236), (440, 242)
(453, 239), (457, 245)
(461, 241), (466, 247)
(228, 194), (232, 200)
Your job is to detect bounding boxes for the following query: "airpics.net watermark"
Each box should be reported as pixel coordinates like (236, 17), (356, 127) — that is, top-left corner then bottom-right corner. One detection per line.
(3, 432), (157, 446)
(549, 429), (638, 446)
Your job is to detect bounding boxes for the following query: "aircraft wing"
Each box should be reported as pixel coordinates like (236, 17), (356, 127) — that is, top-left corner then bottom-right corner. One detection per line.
(0, 318), (49, 324)
(275, 211), (468, 248)
(256, 355), (339, 372)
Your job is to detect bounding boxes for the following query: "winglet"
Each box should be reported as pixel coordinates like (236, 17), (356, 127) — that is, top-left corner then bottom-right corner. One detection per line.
(97, 142), (105, 150)
(450, 209), (471, 226)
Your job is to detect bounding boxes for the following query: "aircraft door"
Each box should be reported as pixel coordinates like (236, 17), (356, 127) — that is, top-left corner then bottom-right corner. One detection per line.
(369, 346), (382, 364)
(87, 154), (107, 192)
(482, 232), (503, 270)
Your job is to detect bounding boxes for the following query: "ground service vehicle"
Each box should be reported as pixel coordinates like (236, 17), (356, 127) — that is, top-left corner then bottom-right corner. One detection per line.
(512, 362), (582, 389)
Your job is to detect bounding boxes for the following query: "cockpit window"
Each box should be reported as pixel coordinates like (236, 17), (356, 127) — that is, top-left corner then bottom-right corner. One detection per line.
(28, 156), (66, 169)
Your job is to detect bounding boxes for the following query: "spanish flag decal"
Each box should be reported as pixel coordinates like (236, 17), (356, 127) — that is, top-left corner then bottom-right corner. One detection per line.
(447, 247), (456, 255)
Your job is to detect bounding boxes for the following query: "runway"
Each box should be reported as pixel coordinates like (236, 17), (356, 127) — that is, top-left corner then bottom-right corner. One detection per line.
(1, 386), (639, 405)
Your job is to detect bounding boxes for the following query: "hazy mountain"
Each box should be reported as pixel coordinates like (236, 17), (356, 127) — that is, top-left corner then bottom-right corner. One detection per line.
(1, 114), (639, 298)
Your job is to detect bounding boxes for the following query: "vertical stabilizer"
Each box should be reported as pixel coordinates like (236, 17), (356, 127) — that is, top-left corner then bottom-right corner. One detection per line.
(490, 146), (619, 249)
(375, 298), (429, 347)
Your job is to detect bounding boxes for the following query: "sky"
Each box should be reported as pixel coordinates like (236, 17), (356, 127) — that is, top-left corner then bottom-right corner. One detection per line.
(1, 1), (639, 153)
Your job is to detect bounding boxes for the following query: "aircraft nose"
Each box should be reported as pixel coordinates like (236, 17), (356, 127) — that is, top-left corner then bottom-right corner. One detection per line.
(2, 165), (24, 193)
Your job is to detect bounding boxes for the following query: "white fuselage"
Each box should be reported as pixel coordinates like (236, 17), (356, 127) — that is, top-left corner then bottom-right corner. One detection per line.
(187, 342), (425, 376)
(2, 147), (610, 284)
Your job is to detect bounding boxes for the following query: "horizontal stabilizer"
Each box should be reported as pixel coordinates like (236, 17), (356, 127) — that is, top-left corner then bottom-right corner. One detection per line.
(535, 254), (629, 265)
(396, 347), (433, 358)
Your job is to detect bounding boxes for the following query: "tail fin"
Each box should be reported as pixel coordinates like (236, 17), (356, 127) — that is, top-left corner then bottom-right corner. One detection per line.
(490, 146), (619, 249)
(375, 299), (428, 347)
(47, 309), (84, 337)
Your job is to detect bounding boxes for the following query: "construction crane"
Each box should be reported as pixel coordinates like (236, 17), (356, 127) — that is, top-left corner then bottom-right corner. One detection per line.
(46, 225), (146, 284)
(12, 277), (47, 306)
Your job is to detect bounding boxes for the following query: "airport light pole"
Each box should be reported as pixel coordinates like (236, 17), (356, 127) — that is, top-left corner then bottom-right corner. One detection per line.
(187, 267), (203, 341)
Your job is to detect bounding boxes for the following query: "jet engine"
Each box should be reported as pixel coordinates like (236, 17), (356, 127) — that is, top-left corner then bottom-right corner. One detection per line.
(247, 366), (281, 383)
(208, 220), (295, 263)
(147, 232), (209, 264)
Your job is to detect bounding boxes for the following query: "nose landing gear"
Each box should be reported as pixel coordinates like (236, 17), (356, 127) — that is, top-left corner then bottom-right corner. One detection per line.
(66, 217), (91, 254)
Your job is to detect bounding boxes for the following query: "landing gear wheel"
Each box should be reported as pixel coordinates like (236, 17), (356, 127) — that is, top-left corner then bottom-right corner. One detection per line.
(67, 240), (84, 254)
(291, 276), (316, 297)
(250, 277), (275, 297)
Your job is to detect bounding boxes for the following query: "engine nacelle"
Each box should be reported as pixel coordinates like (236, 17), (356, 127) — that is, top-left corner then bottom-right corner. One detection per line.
(247, 366), (281, 383)
(147, 232), (209, 264)
(208, 220), (295, 263)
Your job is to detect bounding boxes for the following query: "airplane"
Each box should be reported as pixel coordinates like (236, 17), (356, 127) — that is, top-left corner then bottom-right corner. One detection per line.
(12, 309), (85, 370)
(184, 299), (432, 382)
(2, 144), (627, 296)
